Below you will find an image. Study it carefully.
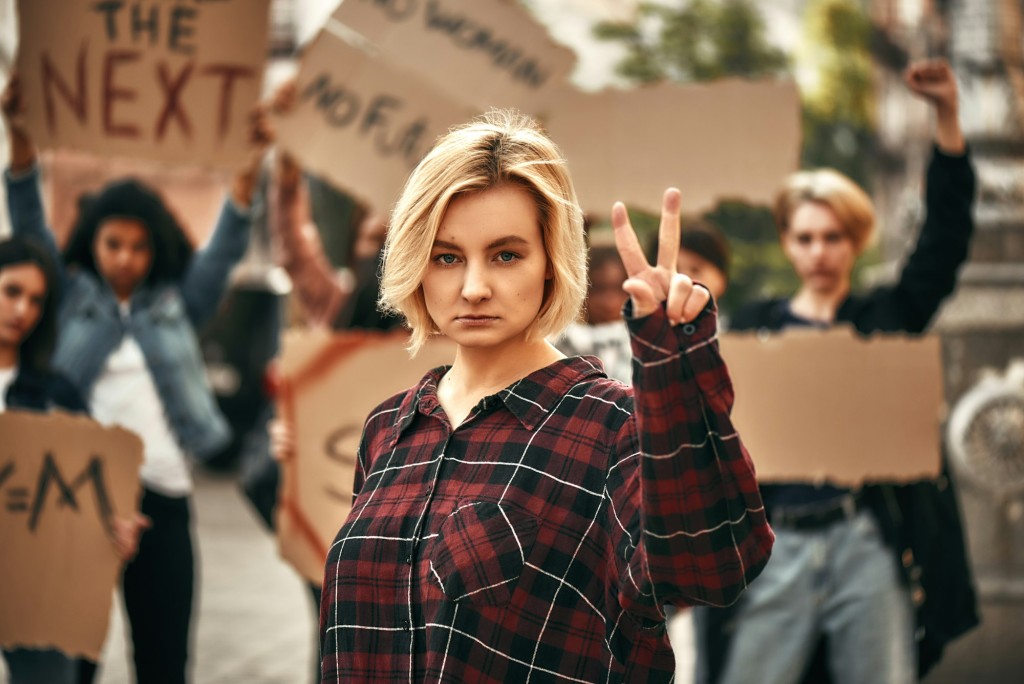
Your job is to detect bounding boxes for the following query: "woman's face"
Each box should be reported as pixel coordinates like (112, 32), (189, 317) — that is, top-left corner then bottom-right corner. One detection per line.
(93, 218), (153, 300)
(782, 201), (856, 295)
(0, 263), (47, 351)
(422, 183), (551, 354)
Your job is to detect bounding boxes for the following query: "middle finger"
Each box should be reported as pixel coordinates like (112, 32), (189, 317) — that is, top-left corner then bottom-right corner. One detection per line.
(656, 188), (682, 272)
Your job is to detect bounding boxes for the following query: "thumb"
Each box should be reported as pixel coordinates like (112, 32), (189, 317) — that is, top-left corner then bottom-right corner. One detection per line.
(623, 278), (658, 318)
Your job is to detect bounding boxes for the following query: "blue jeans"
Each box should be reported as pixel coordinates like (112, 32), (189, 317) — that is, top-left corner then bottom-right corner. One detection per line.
(697, 511), (915, 684)
(2, 648), (75, 684)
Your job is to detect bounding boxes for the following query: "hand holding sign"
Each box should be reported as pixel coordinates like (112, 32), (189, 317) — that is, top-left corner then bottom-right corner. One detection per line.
(1, 74), (36, 173)
(230, 103), (274, 209)
(612, 188), (711, 325)
(111, 512), (151, 562)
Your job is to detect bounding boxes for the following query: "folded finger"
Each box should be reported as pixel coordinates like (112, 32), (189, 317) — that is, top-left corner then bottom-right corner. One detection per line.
(665, 273), (694, 325)
(680, 285), (712, 323)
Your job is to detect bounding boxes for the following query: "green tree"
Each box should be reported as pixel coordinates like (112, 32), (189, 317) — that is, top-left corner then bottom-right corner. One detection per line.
(593, 0), (787, 83)
(593, 0), (877, 311)
(799, 0), (875, 186)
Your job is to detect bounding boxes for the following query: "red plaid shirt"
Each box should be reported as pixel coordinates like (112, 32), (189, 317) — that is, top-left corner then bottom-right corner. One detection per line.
(320, 305), (773, 682)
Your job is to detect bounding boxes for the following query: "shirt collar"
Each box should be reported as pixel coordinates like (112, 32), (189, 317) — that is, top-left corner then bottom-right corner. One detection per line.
(385, 356), (609, 447)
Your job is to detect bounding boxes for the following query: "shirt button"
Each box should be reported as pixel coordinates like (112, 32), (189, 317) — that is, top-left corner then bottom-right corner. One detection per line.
(682, 323), (696, 335)
(425, 483), (433, 496)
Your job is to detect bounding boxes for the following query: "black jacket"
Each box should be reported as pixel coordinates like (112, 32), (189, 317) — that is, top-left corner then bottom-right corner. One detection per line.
(5, 366), (88, 414)
(701, 147), (979, 681)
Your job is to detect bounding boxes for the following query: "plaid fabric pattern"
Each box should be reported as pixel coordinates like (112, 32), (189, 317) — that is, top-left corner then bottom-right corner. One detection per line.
(320, 305), (773, 682)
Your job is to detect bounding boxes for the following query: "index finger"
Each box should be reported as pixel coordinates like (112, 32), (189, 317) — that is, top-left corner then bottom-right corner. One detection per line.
(612, 201), (650, 277)
(656, 188), (681, 271)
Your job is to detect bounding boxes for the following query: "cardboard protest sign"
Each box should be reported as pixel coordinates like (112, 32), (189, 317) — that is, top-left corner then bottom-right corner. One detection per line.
(15, 0), (271, 169)
(278, 0), (801, 216)
(275, 329), (455, 585)
(719, 328), (944, 487)
(0, 411), (143, 660)
(42, 149), (230, 247)
(273, 24), (475, 212)
(546, 79), (802, 215)
(332, 0), (577, 114)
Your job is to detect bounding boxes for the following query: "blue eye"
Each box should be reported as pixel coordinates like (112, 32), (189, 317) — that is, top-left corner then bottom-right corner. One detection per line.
(435, 253), (458, 265)
(496, 251), (520, 263)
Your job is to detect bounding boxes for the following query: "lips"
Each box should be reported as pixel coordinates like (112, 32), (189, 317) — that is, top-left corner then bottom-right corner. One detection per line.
(455, 315), (498, 325)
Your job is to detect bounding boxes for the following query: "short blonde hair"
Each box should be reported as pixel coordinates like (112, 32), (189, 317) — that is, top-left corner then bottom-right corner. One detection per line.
(380, 109), (587, 355)
(774, 169), (876, 253)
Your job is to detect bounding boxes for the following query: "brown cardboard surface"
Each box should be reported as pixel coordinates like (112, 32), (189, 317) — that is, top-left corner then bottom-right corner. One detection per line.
(277, 0), (801, 215)
(16, 0), (271, 170)
(332, 0), (577, 114)
(275, 330), (455, 585)
(546, 79), (803, 215)
(273, 27), (475, 213)
(42, 149), (229, 247)
(0, 411), (143, 660)
(719, 328), (943, 486)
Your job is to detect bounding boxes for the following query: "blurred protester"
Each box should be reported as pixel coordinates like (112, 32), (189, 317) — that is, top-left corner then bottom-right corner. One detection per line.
(694, 59), (978, 684)
(554, 239), (631, 383)
(3, 73), (266, 684)
(0, 237), (144, 683)
(249, 85), (403, 682)
(674, 219), (730, 304)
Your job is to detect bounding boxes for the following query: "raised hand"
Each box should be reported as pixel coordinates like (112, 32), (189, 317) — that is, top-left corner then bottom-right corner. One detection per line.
(904, 59), (964, 154)
(231, 102), (274, 208)
(1, 73), (37, 172)
(904, 59), (958, 112)
(612, 188), (710, 325)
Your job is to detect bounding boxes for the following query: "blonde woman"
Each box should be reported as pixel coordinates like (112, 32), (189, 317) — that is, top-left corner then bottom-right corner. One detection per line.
(318, 110), (773, 682)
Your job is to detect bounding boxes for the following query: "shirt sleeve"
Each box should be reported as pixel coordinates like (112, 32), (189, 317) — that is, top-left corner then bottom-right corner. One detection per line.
(608, 302), (773, 621)
(179, 196), (253, 327)
(869, 147), (976, 333)
(5, 165), (68, 293)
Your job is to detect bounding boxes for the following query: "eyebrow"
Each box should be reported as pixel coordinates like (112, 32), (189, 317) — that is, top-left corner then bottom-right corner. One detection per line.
(432, 235), (531, 251)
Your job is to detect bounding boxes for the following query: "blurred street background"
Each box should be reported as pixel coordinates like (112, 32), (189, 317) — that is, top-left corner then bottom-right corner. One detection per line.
(2, 0), (1023, 682)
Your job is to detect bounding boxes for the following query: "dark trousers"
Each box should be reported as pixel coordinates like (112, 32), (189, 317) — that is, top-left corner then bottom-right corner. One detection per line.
(78, 489), (194, 684)
(126, 489), (195, 684)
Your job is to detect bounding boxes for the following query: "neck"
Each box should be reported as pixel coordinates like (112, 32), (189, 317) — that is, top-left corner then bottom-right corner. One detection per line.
(444, 338), (563, 397)
(790, 283), (850, 324)
(0, 344), (18, 369)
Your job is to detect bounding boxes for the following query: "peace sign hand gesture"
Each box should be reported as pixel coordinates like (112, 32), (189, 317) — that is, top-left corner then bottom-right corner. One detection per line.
(612, 188), (711, 326)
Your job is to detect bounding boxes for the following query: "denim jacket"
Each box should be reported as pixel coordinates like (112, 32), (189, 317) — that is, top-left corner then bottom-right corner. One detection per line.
(6, 166), (251, 459)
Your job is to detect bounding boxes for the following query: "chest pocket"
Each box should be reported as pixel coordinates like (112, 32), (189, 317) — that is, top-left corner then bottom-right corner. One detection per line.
(430, 500), (538, 607)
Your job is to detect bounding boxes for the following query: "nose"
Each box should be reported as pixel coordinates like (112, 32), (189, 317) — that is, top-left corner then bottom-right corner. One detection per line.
(11, 297), (30, 321)
(809, 239), (826, 259)
(460, 261), (492, 303)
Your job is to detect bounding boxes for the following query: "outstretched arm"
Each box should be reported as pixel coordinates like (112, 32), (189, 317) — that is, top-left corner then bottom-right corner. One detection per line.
(608, 190), (773, 617)
(2, 74), (65, 285)
(882, 59), (976, 332)
(180, 106), (270, 326)
(1, 74), (36, 174)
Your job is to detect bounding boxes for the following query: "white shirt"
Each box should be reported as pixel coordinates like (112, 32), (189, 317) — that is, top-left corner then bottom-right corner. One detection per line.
(556, 321), (633, 385)
(0, 364), (16, 412)
(89, 303), (192, 496)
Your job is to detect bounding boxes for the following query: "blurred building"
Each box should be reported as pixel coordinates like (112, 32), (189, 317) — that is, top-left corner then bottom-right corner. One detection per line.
(871, 0), (1024, 680)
